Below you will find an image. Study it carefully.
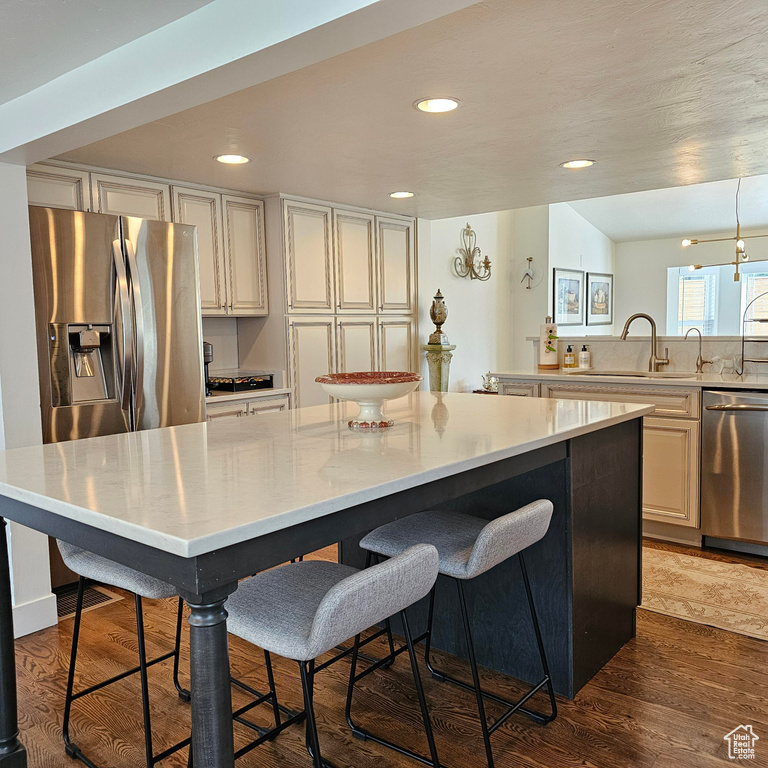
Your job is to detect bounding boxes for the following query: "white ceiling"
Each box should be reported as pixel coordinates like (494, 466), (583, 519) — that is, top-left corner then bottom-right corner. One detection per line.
(0, 0), (213, 105)
(570, 174), (768, 242)
(57, 0), (768, 220)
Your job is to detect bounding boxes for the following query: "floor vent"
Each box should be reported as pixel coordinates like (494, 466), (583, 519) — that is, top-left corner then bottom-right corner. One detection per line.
(56, 583), (124, 619)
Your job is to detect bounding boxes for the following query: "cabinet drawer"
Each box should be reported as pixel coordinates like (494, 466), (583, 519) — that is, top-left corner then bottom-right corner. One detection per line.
(642, 417), (700, 527)
(501, 382), (540, 397)
(541, 382), (700, 419)
(249, 396), (289, 415)
(206, 402), (248, 420)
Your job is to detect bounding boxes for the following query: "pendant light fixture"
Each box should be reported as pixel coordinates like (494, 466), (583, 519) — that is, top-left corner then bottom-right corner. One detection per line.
(682, 178), (768, 281)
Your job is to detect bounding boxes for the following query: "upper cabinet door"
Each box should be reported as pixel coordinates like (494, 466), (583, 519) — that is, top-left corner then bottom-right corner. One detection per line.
(284, 200), (334, 312)
(92, 173), (171, 220)
(223, 195), (268, 316)
(334, 209), (376, 313)
(377, 216), (415, 314)
(26, 164), (91, 211)
(172, 186), (228, 316)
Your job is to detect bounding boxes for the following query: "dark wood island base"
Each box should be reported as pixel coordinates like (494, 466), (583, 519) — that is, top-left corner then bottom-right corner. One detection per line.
(342, 418), (643, 699)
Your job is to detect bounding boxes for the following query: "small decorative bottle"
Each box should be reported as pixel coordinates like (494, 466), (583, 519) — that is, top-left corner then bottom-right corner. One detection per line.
(563, 345), (576, 369)
(538, 317), (559, 370)
(578, 344), (591, 369)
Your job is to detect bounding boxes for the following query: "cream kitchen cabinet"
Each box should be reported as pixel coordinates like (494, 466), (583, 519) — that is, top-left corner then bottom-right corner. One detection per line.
(377, 216), (415, 314)
(206, 401), (249, 420)
(642, 416), (700, 527)
(500, 382), (540, 397)
(284, 200), (334, 312)
(223, 195), (268, 316)
(173, 188), (267, 317)
(378, 317), (416, 372)
(500, 378), (703, 530)
(248, 395), (289, 415)
(288, 318), (337, 408)
(282, 200), (414, 316)
(336, 318), (378, 373)
(173, 187), (228, 315)
(92, 173), (171, 220)
(334, 209), (376, 313)
(26, 164), (91, 211)
(206, 394), (290, 420)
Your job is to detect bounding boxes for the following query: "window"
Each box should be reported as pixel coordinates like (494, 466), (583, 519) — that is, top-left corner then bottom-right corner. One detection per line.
(741, 272), (768, 336)
(676, 271), (717, 335)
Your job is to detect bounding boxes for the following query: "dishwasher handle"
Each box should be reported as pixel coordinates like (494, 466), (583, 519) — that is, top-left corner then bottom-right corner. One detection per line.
(705, 403), (768, 412)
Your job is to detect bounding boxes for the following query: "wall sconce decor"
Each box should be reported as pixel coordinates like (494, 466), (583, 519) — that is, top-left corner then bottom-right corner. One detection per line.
(454, 223), (491, 281)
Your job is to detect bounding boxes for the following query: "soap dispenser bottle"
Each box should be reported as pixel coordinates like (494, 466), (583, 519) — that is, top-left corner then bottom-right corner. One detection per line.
(563, 345), (576, 369)
(579, 344), (591, 369)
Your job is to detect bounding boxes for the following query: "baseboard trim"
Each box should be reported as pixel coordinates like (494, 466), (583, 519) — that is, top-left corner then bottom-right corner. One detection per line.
(643, 519), (702, 547)
(13, 592), (58, 638)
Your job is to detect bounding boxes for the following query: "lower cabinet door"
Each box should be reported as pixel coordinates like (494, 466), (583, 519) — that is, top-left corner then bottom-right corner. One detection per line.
(206, 402), (248, 420)
(642, 416), (700, 527)
(337, 318), (377, 373)
(378, 317), (415, 372)
(288, 318), (337, 408)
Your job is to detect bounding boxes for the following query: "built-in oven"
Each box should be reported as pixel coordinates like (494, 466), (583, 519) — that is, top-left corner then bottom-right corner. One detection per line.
(702, 389), (768, 550)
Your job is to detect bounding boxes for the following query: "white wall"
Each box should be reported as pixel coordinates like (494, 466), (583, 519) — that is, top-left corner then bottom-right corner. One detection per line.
(511, 206), (549, 369)
(201, 317), (239, 371)
(548, 202), (616, 336)
(615, 229), (768, 334)
(417, 205), (551, 386)
(418, 211), (515, 392)
(0, 162), (57, 637)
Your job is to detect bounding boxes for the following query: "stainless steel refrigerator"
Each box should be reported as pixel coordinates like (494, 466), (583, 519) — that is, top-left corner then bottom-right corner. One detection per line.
(28, 206), (205, 584)
(29, 206), (205, 443)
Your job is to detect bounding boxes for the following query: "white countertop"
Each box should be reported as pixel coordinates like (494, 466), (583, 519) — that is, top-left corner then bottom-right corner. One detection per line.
(492, 370), (768, 390)
(0, 393), (651, 558)
(206, 388), (291, 404)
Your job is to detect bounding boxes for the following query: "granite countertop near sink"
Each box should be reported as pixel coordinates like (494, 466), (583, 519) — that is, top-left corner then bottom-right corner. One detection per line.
(491, 370), (768, 391)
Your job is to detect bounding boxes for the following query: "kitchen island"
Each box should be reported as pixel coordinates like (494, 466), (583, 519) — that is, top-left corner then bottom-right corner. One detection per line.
(0, 393), (651, 768)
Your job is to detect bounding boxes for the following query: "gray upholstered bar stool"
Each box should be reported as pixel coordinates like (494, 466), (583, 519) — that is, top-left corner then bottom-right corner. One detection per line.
(225, 544), (441, 768)
(57, 541), (190, 768)
(356, 500), (557, 768)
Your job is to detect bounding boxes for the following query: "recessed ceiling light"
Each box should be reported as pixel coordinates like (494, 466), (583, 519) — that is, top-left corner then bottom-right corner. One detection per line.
(214, 154), (251, 165)
(414, 97), (461, 113)
(560, 159), (596, 169)
(390, 191), (415, 199)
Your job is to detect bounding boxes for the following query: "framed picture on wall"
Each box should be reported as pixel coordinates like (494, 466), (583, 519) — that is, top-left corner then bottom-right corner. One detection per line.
(553, 268), (585, 326)
(586, 272), (614, 325)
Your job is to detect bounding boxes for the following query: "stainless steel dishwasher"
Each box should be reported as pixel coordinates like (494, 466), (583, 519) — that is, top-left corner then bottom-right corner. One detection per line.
(702, 389), (768, 546)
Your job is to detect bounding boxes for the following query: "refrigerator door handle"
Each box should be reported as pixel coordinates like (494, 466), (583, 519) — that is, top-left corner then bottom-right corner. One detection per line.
(112, 239), (133, 411)
(124, 238), (145, 415)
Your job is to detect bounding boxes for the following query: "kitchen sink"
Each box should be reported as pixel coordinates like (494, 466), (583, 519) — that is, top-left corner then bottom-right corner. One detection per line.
(564, 370), (698, 379)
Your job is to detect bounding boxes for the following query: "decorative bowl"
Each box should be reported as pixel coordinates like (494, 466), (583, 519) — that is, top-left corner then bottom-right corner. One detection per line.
(315, 371), (422, 430)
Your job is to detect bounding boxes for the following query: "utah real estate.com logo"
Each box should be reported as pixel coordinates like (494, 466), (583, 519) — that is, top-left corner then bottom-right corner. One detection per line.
(725, 725), (759, 760)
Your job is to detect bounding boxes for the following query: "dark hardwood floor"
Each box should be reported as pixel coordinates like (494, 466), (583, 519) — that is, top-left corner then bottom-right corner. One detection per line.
(14, 545), (768, 767)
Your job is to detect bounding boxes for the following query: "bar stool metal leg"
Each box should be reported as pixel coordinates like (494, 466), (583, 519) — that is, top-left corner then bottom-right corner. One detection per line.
(62, 578), (85, 762)
(135, 596), (155, 768)
(172, 598), (191, 702)
(345, 610), (441, 768)
(518, 554), (557, 724)
(299, 661), (323, 768)
(456, 580), (495, 768)
(62, 584), (193, 768)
